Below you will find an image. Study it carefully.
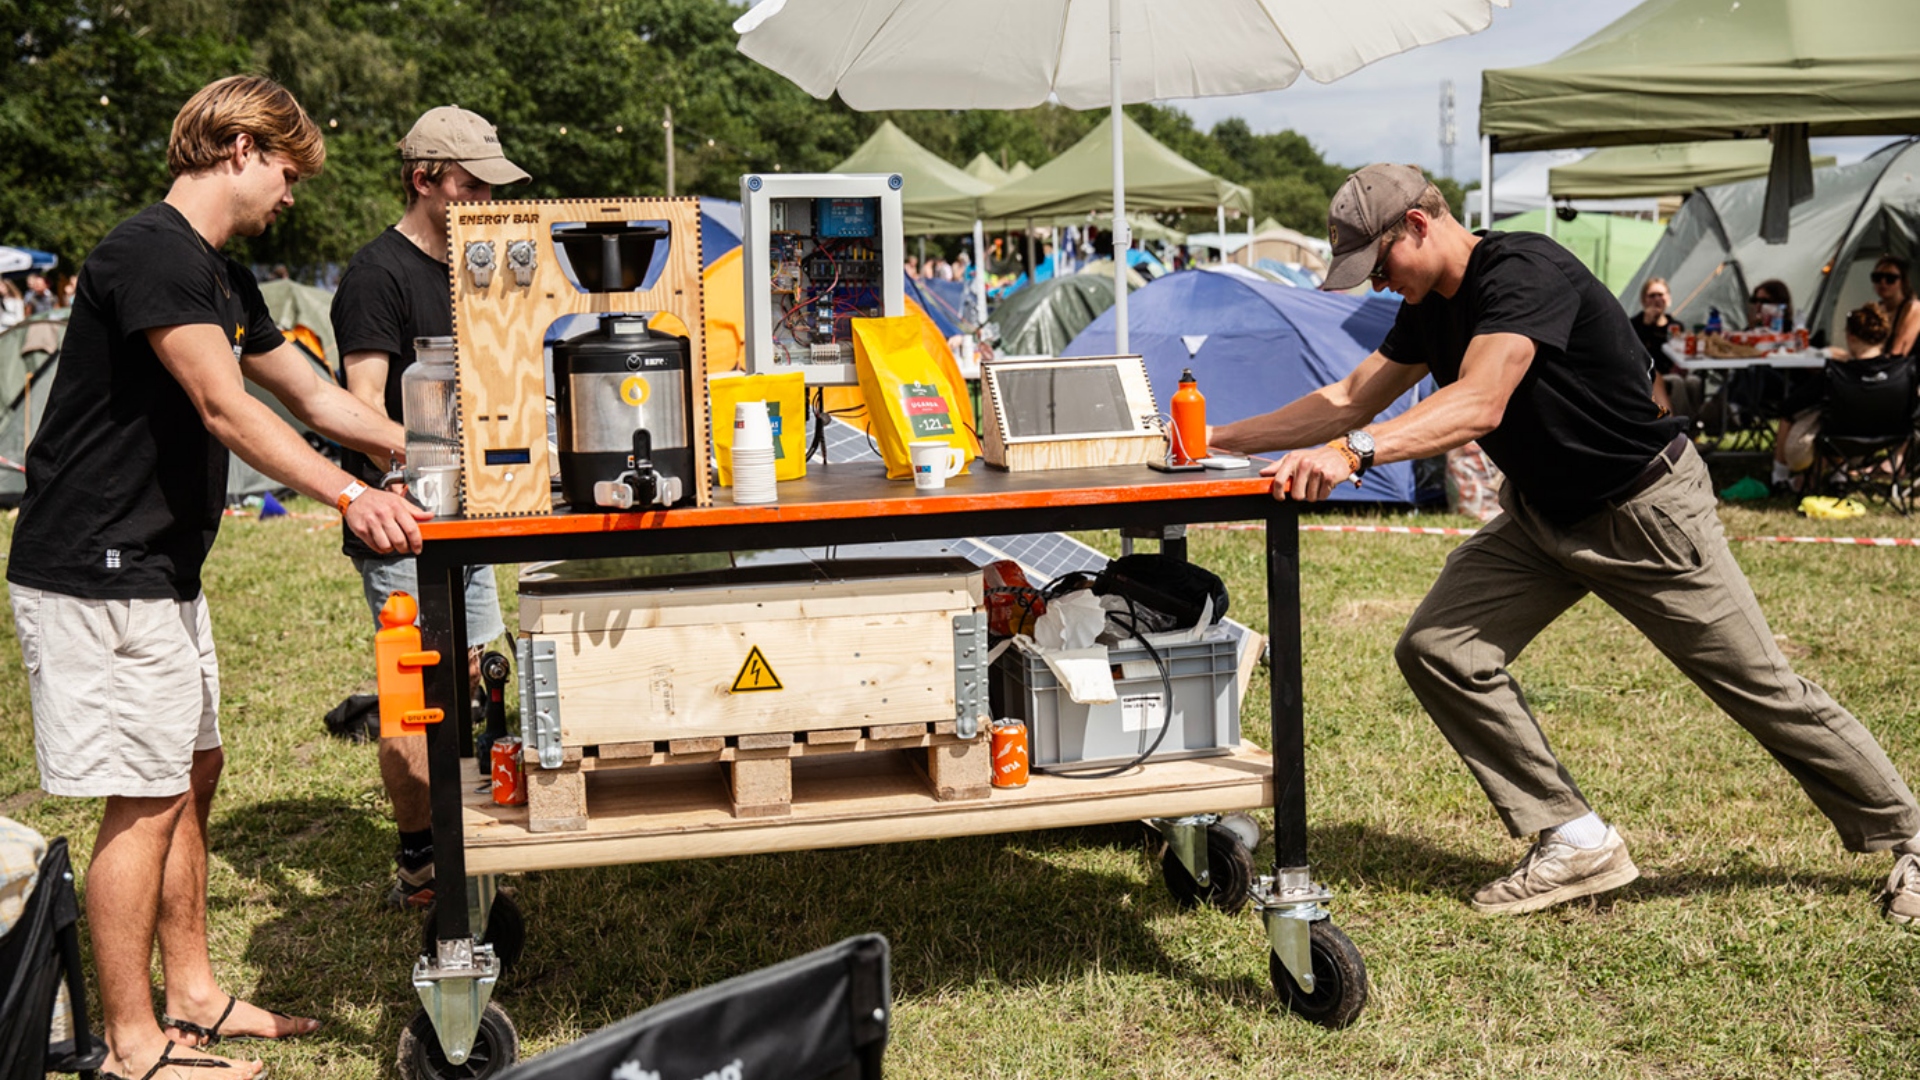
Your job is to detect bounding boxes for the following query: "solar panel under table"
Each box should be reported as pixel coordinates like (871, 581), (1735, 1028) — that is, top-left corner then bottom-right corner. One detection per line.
(403, 461), (1364, 1070)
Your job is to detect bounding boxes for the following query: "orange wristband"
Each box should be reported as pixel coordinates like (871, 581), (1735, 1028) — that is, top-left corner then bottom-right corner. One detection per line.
(1326, 441), (1361, 474)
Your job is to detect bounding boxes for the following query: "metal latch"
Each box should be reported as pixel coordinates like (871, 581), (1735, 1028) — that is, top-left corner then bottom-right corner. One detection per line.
(951, 611), (986, 739)
(517, 637), (563, 769)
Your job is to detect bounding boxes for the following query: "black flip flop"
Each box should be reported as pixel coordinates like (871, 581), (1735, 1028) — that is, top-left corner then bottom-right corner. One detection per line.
(102, 1040), (260, 1080)
(162, 994), (313, 1046)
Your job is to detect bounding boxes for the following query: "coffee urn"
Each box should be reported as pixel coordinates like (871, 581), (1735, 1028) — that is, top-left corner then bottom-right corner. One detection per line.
(551, 315), (696, 510)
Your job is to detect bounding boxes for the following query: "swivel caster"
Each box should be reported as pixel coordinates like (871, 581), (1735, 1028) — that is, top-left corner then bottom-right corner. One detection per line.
(421, 889), (525, 979)
(1160, 820), (1254, 914)
(1270, 919), (1368, 1029)
(395, 1001), (518, 1079)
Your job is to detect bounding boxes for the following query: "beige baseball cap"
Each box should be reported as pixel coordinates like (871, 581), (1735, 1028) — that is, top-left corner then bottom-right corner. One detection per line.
(398, 106), (530, 186)
(1320, 164), (1428, 291)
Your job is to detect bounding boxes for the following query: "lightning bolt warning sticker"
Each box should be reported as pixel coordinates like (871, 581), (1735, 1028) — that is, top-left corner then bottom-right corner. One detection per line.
(730, 645), (783, 692)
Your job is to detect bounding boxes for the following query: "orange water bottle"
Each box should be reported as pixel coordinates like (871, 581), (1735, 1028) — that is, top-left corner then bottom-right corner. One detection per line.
(1171, 368), (1206, 465)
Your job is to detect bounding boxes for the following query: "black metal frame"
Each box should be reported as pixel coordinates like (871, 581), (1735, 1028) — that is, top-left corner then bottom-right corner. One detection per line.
(414, 482), (1301, 946)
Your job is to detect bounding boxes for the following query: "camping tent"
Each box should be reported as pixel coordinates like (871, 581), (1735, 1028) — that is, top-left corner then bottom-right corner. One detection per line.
(831, 120), (993, 235)
(700, 198), (743, 266)
(1491, 208), (1667, 294)
(987, 273), (1120, 357)
(1061, 269), (1429, 504)
(1229, 224), (1330, 274)
(256, 279), (339, 376)
(1548, 142), (1839, 200)
(978, 113), (1251, 222)
(1468, 151), (1661, 224)
(1621, 139), (1920, 340)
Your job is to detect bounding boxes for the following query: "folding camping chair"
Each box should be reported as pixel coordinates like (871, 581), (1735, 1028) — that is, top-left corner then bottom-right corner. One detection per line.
(497, 935), (890, 1080)
(0, 838), (106, 1080)
(1811, 354), (1918, 515)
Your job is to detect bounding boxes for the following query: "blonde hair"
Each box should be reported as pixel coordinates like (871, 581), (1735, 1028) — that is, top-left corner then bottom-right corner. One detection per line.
(400, 158), (459, 206)
(167, 75), (325, 179)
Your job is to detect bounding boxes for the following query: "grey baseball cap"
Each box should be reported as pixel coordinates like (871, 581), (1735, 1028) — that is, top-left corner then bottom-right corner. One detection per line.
(398, 106), (530, 186)
(1320, 164), (1428, 291)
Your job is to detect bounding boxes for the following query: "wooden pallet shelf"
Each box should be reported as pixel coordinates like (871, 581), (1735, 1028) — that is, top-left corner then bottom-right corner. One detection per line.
(462, 740), (1274, 874)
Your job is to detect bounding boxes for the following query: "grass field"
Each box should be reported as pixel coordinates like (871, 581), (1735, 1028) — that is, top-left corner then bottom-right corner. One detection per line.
(3, 495), (1918, 1079)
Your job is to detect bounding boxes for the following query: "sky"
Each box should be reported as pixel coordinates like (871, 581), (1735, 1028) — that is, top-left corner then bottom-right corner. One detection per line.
(1164, 0), (1889, 186)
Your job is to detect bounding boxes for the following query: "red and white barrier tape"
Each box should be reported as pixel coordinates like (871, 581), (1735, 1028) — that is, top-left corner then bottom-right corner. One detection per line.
(1191, 522), (1920, 547)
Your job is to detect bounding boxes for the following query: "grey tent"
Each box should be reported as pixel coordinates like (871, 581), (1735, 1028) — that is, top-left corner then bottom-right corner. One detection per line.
(987, 272), (1121, 357)
(0, 300), (338, 505)
(1621, 139), (1920, 342)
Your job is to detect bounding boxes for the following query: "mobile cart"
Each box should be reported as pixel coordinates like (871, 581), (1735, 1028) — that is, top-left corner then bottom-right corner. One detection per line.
(402, 464), (1365, 1076)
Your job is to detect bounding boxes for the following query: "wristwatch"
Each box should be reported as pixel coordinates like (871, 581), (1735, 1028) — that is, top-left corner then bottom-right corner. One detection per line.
(506, 240), (537, 287)
(336, 480), (369, 516)
(1343, 430), (1375, 480)
(465, 241), (495, 288)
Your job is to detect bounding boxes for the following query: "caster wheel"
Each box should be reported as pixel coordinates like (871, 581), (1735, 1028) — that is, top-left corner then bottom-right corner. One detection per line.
(395, 1002), (518, 1079)
(1271, 920), (1368, 1029)
(421, 890), (526, 978)
(1161, 822), (1254, 914)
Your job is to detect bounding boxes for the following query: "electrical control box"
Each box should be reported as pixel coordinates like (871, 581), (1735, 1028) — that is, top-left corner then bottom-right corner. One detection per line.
(740, 173), (906, 386)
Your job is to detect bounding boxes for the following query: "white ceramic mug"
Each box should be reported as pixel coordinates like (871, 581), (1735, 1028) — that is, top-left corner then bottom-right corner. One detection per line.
(909, 440), (965, 491)
(408, 464), (463, 517)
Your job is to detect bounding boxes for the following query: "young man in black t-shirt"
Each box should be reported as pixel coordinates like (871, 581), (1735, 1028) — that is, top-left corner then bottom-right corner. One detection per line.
(6, 76), (431, 1080)
(330, 106), (528, 911)
(1211, 164), (1920, 923)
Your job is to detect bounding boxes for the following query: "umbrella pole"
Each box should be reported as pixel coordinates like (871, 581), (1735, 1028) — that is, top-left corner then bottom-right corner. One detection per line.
(972, 218), (988, 330)
(1110, 0), (1128, 354)
(1025, 219), (1036, 284)
(1216, 206), (1226, 262)
(1480, 135), (1493, 230)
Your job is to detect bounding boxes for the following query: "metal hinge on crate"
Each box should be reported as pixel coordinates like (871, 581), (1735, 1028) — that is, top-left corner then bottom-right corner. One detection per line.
(951, 611), (986, 739)
(516, 637), (564, 769)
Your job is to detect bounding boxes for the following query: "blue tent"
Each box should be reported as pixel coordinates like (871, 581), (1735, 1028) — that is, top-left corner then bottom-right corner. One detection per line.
(1063, 268), (1431, 505)
(699, 198), (742, 267)
(904, 274), (961, 337)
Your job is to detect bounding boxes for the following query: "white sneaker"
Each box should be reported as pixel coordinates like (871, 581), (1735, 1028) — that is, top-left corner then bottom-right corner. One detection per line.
(1471, 826), (1640, 915)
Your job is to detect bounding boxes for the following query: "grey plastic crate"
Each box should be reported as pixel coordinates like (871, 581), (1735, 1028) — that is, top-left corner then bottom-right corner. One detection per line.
(993, 626), (1241, 770)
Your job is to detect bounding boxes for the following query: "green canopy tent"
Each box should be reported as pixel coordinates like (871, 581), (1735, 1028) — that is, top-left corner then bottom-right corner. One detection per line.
(979, 112), (1252, 222)
(1481, 0), (1920, 240)
(1548, 142), (1838, 200)
(1492, 208), (1666, 294)
(831, 120), (994, 235)
(964, 152), (1011, 188)
(1006, 161), (1033, 181)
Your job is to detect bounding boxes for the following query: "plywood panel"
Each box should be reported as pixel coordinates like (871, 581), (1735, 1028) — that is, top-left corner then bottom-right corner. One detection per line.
(520, 573), (981, 635)
(447, 198), (709, 516)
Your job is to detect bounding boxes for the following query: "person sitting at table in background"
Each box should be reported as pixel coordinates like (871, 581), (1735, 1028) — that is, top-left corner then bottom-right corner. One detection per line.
(1631, 277), (1693, 418)
(1870, 256), (1920, 359)
(1749, 278), (1794, 332)
(1773, 303), (1890, 492)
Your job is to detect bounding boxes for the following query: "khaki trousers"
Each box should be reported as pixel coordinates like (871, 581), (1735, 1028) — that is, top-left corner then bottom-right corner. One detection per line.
(1396, 445), (1920, 851)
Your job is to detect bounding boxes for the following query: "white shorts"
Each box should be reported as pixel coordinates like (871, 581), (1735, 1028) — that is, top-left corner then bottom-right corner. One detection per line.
(9, 585), (221, 799)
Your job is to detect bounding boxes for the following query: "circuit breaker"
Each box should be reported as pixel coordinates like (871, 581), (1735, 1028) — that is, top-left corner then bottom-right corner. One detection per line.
(739, 173), (906, 386)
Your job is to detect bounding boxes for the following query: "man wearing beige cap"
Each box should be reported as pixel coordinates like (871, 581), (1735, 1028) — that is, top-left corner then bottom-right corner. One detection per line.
(330, 105), (530, 910)
(1211, 164), (1920, 922)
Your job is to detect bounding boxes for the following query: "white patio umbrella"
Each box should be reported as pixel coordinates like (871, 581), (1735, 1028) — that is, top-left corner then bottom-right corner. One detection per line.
(736, 0), (1508, 351)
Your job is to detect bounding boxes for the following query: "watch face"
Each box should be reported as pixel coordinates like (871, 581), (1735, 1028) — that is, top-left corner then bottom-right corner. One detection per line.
(1348, 430), (1375, 455)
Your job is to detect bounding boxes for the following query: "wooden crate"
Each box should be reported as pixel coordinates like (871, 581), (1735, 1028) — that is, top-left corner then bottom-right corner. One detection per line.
(446, 197), (709, 516)
(517, 558), (986, 830)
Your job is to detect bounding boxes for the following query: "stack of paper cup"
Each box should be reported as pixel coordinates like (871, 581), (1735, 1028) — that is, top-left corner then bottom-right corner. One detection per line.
(730, 400), (778, 505)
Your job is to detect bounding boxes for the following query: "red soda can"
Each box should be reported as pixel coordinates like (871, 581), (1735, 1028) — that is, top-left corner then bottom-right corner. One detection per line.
(491, 736), (528, 806)
(991, 721), (1029, 788)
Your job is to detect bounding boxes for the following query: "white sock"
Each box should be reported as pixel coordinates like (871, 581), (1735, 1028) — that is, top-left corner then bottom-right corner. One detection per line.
(1550, 811), (1609, 849)
(1771, 461), (1792, 484)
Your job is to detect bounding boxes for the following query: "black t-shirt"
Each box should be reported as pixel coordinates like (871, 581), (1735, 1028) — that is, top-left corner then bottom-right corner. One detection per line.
(1630, 312), (1676, 374)
(1379, 231), (1685, 524)
(7, 203), (284, 600)
(330, 226), (453, 559)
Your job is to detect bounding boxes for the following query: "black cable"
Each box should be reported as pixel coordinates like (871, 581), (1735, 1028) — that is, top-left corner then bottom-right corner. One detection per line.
(1033, 588), (1178, 780)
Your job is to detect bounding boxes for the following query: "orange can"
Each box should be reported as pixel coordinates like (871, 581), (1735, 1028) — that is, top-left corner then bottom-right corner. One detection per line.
(491, 736), (528, 806)
(991, 721), (1029, 788)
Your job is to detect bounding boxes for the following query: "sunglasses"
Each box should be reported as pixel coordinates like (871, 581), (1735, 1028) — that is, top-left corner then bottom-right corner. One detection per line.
(1367, 217), (1409, 285)
(1872, 271), (1903, 285)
